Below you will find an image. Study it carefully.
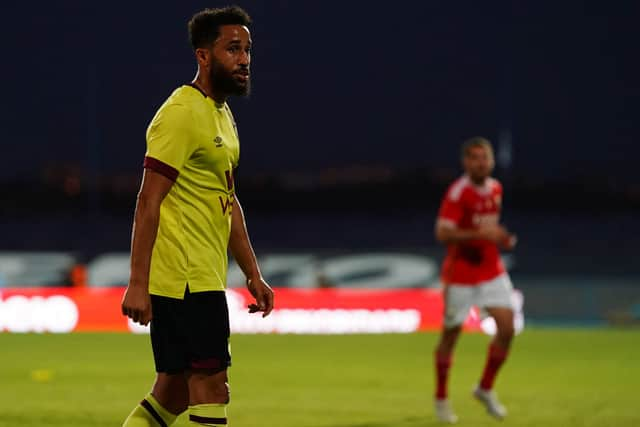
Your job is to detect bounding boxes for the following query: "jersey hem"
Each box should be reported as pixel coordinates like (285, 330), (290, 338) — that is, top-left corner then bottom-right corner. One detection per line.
(442, 271), (508, 287)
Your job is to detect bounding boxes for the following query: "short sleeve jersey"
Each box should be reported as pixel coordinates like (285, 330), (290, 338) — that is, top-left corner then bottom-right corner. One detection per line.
(143, 84), (239, 298)
(436, 175), (505, 285)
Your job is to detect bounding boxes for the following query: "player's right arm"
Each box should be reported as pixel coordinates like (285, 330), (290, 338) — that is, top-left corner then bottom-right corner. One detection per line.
(121, 170), (174, 325)
(121, 102), (195, 325)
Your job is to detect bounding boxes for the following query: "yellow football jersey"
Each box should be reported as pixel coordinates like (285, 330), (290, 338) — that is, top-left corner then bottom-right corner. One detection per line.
(143, 84), (239, 298)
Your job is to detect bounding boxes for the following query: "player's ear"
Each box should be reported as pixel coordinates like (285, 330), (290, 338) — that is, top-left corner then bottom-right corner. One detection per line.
(194, 47), (211, 68)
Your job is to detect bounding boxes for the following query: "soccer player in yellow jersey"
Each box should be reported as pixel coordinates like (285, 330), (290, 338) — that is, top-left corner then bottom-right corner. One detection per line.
(120, 7), (274, 427)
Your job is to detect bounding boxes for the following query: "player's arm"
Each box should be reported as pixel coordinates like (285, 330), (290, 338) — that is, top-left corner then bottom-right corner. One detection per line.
(436, 220), (484, 243)
(436, 187), (512, 245)
(435, 220), (511, 244)
(229, 196), (274, 317)
(435, 220), (514, 246)
(121, 169), (174, 325)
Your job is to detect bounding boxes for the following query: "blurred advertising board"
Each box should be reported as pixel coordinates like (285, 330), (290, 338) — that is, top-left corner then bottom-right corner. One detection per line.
(0, 287), (523, 335)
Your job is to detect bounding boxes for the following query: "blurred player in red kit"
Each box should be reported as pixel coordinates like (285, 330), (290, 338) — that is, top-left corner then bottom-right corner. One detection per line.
(433, 137), (517, 423)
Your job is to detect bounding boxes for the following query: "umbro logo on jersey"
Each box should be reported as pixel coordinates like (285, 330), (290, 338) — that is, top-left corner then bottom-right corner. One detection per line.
(214, 136), (223, 147)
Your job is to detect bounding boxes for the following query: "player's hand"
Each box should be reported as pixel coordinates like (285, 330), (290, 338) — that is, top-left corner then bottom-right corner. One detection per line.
(478, 224), (510, 243)
(246, 277), (274, 317)
(500, 233), (518, 250)
(121, 284), (152, 326)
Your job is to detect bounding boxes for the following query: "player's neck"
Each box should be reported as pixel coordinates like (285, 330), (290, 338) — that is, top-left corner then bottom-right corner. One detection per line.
(467, 174), (488, 187)
(191, 73), (227, 104)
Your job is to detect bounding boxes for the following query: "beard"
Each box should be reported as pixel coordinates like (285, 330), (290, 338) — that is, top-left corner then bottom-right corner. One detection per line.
(469, 169), (491, 184)
(209, 58), (251, 98)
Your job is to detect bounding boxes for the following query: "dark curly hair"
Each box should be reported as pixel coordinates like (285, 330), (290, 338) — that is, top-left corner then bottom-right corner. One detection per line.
(188, 6), (252, 50)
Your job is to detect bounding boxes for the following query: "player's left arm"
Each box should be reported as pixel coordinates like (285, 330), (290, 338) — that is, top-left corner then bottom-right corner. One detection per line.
(229, 196), (274, 317)
(496, 183), (517, 250)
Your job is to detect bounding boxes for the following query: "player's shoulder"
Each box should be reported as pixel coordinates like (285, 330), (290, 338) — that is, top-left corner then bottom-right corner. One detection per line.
(152, 87), (201, 123)
(164, 85), (207, 109)
(444, 175), (472, 202)
(487, 177), (503, 193)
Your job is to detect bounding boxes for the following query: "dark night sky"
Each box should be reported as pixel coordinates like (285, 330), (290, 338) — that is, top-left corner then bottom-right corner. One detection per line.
(1, 0), (638, 182)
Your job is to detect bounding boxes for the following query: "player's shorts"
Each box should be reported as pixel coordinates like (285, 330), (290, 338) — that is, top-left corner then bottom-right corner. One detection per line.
(150, 287), (231, 374)
(443, 273), (514, 328)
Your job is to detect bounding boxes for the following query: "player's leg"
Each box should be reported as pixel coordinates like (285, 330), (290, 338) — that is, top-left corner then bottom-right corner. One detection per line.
(151, 373), (190, 415)
(434, 325), (461, 401)
(478, 306), (513, 390)
(184, 290), (232, 426)
(434, 325), (461, 424)
(473, 274), (515, 419)
(433, 285), (473, 423)
(123, 295), (189, 426)
(187, 368), (230, 426)
(123, 374), (188, 426)
(435, 284), (473, 399)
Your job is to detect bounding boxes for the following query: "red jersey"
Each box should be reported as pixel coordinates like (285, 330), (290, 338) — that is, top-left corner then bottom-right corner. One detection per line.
(437, 175), (505, 285)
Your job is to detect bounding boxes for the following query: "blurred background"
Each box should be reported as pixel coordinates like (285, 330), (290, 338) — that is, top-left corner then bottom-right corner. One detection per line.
(1, 0), (639, 326)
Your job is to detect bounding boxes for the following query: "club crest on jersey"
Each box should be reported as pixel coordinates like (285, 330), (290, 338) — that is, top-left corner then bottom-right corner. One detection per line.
(494, 194), (502, 207)
(214, 136), (223, 147)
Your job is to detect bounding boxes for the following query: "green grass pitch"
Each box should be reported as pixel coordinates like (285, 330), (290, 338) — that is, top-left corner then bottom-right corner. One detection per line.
(0, 329), (638, 426)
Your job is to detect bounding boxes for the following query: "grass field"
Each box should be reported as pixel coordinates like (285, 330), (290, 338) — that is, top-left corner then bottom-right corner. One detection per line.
(0, 329), (638, 426)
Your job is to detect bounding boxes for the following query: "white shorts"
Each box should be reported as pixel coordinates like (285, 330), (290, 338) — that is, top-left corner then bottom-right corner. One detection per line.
(444, 273), (514, 328)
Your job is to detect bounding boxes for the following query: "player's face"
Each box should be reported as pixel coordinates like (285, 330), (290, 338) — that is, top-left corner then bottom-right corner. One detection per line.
(463, 145), (494, 182)
(210, 25), (251, 97)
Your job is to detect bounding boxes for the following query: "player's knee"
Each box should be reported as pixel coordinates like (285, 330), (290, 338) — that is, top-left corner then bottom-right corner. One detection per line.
(189, 370), (230, 405)
(208, 380), (230, 404)
(220, 382), (230, 404)
(443, 325), (461, 338)
(497, 324), (514, 343)
(437, 327), (461, 353)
